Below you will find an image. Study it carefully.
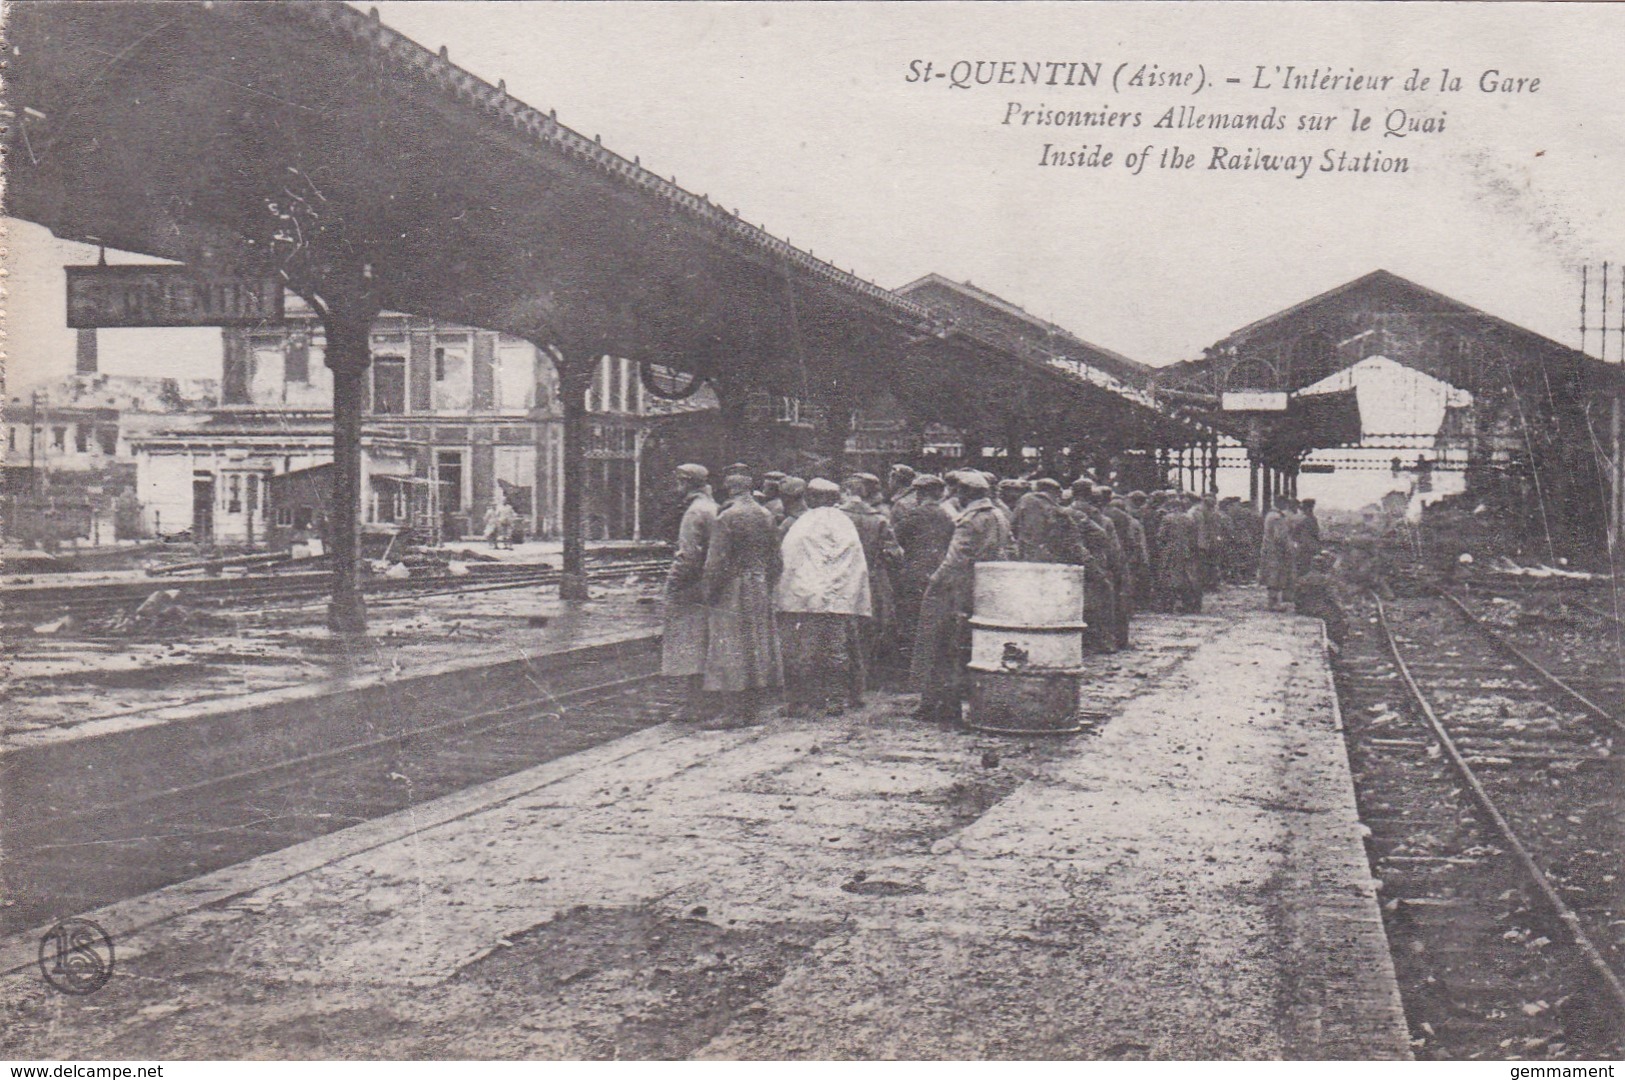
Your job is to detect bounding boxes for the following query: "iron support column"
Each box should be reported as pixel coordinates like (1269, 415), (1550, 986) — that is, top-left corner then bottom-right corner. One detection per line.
(321, 300), (378, 635)
(556, 356), (593, 602)
(815, 394), (851, 475)
(716, 381), (757, 468)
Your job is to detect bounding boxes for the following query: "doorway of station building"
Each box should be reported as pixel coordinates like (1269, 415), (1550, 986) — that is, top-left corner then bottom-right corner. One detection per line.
(434, 449), (466, 540)
(191, 474), (215, 543)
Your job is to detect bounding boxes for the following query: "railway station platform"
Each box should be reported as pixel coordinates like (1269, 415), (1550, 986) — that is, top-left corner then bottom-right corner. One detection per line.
(0, 590), (1412, 1060)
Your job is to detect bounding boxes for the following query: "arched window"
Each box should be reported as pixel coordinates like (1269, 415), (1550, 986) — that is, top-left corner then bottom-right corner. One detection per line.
(1222, 356), (1279, 393)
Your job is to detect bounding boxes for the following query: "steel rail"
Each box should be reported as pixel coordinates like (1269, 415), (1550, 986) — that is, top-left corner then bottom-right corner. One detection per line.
(1436, 589), (1624, 738)
(2, 556), (670, 620)
(5, 660), (661, 840)
(1371, 593), (1625, 1016)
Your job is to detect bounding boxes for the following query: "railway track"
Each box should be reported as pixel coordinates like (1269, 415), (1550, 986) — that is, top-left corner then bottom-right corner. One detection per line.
(1, 649), (674, 937)
(2, 556), (670, 626)
(1335, 588), (1623, 1059)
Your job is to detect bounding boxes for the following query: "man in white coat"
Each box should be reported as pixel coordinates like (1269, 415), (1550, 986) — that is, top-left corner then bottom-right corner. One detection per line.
(774, 478), (872, 716)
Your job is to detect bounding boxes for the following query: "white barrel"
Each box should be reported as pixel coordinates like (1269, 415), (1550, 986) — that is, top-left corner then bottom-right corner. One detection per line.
(968, 620), (1085, 671)
(966, 561), (1087, 675)
(972, 562), (1086, 626)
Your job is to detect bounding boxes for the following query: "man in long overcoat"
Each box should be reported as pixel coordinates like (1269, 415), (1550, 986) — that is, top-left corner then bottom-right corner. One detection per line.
(662, 464), (718, 719)
(841, 475), (905, 683)
(1141, 491), (1170, 611)
(1230, 497), (1265, 583)
(1012, 478), (1085, 565)
(1260, 497), (1298, 610)
(1103, 490), (1148, 647)
(892, 474), (955, 675)
(1191, 493), (1216, 595)
(1067, 480), (1121, 653)
(911, 472), (1012, 724)
(1157, 493), (1203, 614)
(702, 472), (784, 722)
(1291, 497), (1322, 578)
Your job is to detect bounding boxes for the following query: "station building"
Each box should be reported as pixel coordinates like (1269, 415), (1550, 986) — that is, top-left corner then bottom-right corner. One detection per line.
(2, 371), (217, 547)
(129, 297), (717, 547)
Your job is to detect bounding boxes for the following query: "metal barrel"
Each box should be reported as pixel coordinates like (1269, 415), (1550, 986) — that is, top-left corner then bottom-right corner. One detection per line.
(965, 561), (1087, 734)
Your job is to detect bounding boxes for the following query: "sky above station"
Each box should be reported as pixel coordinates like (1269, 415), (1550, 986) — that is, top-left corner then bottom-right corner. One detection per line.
(7, 1), (1624, 392)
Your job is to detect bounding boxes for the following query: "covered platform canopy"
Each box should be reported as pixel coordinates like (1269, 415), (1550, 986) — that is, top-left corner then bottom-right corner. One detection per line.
(5, 0), (1199, 629)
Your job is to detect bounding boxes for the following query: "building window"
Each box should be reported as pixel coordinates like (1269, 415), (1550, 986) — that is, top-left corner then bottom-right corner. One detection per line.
(373, 355), (407, 415)
(75, 426), (89, 453)
(98, 427), (118, 455)
(223, 342), (252, 404)
(7, 427), (15, 451)
(773, 396), (803, 425)
(431, 342), (471, 412)
(285, 335), (310, 383)
(52, 426), (67, 451)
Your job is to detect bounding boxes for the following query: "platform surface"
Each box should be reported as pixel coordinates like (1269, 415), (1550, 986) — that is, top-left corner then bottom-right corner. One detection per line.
(0, 589), (1411, 1060)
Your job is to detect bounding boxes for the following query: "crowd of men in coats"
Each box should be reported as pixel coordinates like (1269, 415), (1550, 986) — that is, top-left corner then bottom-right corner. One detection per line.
(660, 460), (1341, 726)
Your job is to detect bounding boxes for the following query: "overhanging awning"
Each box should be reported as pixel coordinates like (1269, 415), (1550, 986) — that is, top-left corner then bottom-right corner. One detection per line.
(1262, 388), (1363, 460)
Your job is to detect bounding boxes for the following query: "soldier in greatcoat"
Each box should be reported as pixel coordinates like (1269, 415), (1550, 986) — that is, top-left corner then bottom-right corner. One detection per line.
(1291, 497), (1322, 578)
(661, 464), (718, 720)
(1156, 493), (1203, 614)
(1069, 480), (1123, 652)
(1141, 491), (1170, 611)
(1260, 497), (1298, 610)
(841, 475), (905, 688)
(701, 472), (784, 723)
(911, 472), (1012, 724)
(1102, 489), (1148, 647)
(1012, 478), (1085, 565)
(892, 474), (955, 676)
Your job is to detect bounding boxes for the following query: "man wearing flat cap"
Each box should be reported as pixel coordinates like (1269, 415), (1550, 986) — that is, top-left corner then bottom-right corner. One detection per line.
(701, 471), (783, 723)
(762, 470), (787, 526)
(841, 474), (905, 692)
(911, 470), (1012, 724)
(892, 474), (954, 676)
(1012, 478), (1085, 566)
(776, 476), (809, 540)
(982, 473), (1012, 532)
(886, 464), (919, 521)
(662, 464), (718, 719)
(997, 478), (1027, 522)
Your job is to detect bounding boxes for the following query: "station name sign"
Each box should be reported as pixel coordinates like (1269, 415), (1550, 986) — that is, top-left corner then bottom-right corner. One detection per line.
(1220, 391), (1290, 412)
(66, 265), (283, 328)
